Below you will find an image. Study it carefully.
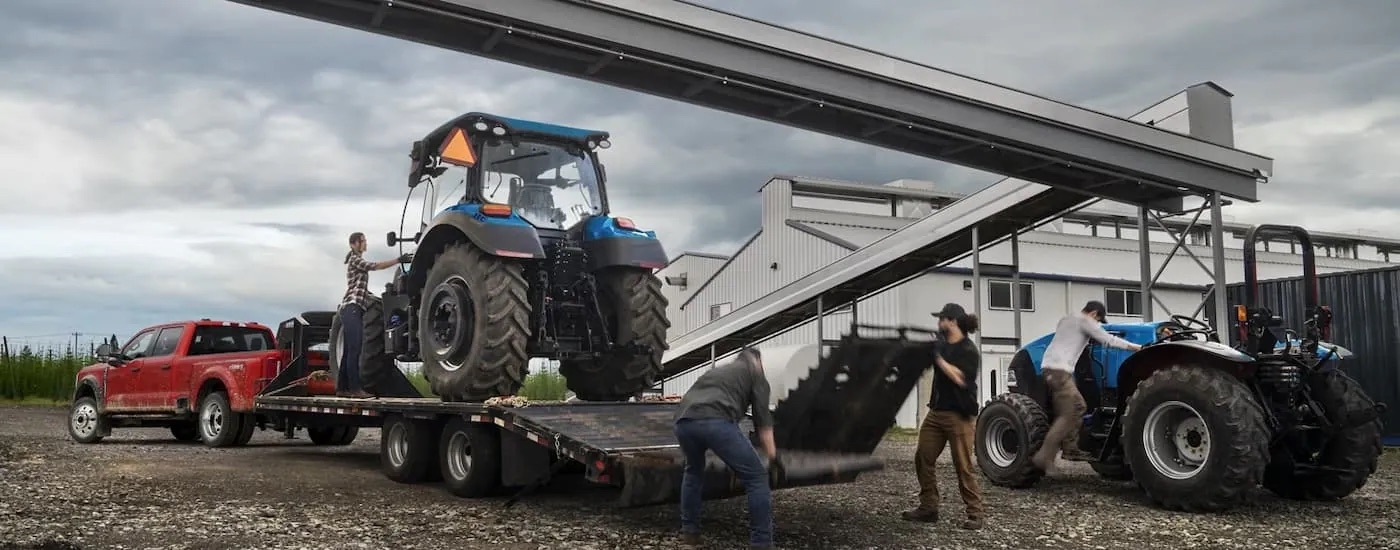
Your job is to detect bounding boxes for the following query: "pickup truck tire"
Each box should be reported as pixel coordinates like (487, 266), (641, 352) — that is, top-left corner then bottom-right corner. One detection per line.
(381, 414), (438, 483)
(170, 423), (199, 442)
(560, 267), (670, 401)
(233, 417), (256, 446)
(198, 391), (245, 448)
(67, 396), (107, 444)
(438, 417), (502, 498)
(308, 425), (359, 446)
(419, 242), (530, 402)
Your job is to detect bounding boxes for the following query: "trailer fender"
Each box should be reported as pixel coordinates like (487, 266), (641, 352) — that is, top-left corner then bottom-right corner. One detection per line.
(580, 216), (668, 270)
(406, 209), (545, 293)
(1115, 340), (1255, 408)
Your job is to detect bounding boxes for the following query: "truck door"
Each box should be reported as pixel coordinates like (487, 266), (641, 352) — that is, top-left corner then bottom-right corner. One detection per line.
(140, 325), (186, 410)
(105, 329), (157, 411)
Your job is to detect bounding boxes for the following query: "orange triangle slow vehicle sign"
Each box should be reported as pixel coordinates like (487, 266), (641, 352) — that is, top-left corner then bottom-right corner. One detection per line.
(439, 127), (477, 167)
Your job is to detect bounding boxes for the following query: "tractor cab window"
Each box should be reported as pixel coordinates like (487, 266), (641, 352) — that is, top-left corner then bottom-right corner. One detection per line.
(479, 139), (603, 230)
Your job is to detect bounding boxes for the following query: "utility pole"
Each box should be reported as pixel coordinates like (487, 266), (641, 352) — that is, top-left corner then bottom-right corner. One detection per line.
(73, 332), (81, 357)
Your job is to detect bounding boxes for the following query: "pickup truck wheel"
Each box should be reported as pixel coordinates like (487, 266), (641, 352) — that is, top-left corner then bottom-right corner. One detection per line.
(67, 396), (107, 444)
(438, 417), (501, 498)
(198, 391), (245, 448)
(170, 423), (199, 442)
(381, 415), (438, 483)
(308, 425), (358, 446)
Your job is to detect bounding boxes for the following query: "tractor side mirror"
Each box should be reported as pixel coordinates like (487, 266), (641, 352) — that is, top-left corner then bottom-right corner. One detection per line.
(386, 231), (397, 248)
(407, 139), (427, 188)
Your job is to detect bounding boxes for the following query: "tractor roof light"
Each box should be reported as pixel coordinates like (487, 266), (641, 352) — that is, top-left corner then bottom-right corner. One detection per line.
(598, 139), (611, 149)
(472, 121), (489, 132)
(491, 126), (506, 136)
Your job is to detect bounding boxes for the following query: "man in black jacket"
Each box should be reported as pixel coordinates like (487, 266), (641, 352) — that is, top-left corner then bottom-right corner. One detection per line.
(902, 303), (985, 530)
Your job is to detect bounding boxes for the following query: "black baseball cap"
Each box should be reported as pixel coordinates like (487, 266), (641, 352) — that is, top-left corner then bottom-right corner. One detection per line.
(1083, 300), (1108, 322)
(933, 303), (967, 320)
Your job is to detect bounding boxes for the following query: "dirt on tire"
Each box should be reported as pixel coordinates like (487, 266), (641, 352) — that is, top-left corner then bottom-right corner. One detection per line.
(419, 242), (530, 402)
(560, 266), (670, 401)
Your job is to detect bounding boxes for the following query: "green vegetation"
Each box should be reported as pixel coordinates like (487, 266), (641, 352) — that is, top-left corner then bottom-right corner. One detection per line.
(0, 345), (91, 404)
(405, 370), (570, 401)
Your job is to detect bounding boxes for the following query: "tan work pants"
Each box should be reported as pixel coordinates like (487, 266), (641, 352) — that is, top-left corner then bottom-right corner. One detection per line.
(914, 410), (985, 520)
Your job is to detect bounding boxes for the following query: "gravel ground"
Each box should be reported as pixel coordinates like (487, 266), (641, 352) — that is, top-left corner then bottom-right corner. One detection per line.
(2, 405), (1398, 550)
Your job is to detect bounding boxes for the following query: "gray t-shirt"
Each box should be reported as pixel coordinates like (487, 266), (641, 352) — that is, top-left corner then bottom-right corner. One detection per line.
(1041, 314), (1135, 373)
(674, 356), (774, 428)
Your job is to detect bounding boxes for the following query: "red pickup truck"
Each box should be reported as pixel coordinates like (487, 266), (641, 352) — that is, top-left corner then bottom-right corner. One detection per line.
(66, 318), (335, 448)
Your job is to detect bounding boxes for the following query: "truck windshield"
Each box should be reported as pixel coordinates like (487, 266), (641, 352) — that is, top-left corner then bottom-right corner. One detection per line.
(189, 326), (272, 356)
(479, 139), (603, 230)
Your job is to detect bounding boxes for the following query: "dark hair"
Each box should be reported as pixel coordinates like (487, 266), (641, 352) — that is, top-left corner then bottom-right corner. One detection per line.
(349, 232), (365, 246)
(956, 313), (980, 335)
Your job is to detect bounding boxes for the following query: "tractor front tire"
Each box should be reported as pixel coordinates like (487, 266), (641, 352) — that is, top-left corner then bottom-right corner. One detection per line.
(974, 392), (1049, 489)
(560, 267), (671, 401)
(1122, 365), (1270, 512)
(419, 242), (530, 402)
(1262, 369), (1383, 501)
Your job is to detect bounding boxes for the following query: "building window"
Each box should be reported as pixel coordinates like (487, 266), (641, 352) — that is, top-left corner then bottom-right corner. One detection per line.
(1105, 288), (1143, 316)
(709, 302), (733, 321)
(988, 280), (1034, 311)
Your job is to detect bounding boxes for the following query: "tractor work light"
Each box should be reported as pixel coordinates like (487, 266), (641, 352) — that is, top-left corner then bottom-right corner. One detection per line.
(598, 139), (612, 149)
(480, 203), (512, 217)
(491, 126), (506, 136)
(614, 217), (636, 230)
(473, 121), (489, 132)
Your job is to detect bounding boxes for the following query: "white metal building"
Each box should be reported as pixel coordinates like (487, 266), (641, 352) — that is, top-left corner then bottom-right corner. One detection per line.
(657, 175), (1399, 428)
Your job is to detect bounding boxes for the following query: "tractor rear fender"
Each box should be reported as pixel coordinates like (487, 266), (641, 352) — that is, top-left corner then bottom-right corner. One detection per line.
(583, 237), (668, 271)
(1114, 340), (1256, 409)
(405, 211), (544, 294)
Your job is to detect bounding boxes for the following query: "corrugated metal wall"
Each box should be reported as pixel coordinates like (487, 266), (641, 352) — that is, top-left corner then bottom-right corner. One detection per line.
(1214, 266), (1400, 443)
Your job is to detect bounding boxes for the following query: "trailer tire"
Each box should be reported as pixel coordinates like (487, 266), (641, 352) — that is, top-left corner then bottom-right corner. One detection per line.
(438, 417), (502, 498)
(381, 415), (439, 484)
(198, 391), (245, 448)
(560, 267), (670, 401)
(974, 392), (1049, 488)
(308, 425), (359, 446)
(419, 242), (530, 402)
(1122, 365), (1269, 512)
(170, 423), (199, 442)
(1262, 369), (1383, 501)
(67, 396), (107, 444)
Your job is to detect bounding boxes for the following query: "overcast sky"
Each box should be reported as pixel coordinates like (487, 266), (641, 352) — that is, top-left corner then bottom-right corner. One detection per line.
(0, 0), (1396, 349)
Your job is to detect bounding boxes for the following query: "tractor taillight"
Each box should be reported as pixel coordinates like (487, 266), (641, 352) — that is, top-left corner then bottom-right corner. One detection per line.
(1235, 305), (1247, 322)
(614, 217), (636, 230)
(480, 203), (512, 217)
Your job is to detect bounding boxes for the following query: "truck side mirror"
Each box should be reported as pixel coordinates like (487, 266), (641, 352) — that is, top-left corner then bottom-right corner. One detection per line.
(94, 343), (116, 358)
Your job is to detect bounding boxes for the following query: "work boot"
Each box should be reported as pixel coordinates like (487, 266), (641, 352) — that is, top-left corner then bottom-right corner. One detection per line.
(961, 517), (985, 530)
(679, 532), (700, 547)
(1031, 452), (1058, 475)
(901, 508), (938, 523)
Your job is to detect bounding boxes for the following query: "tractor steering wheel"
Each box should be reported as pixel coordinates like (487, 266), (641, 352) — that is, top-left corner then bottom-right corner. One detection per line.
(1154, 314), (1215, 343)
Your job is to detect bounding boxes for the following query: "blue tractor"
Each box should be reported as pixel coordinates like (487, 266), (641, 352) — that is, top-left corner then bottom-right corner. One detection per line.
(333, 113), (671, 402)
(973, 225), (1386, 512)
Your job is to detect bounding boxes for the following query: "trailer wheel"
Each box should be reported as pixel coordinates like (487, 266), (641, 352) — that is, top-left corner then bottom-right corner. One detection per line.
(1122, 365), (1269, 512)
(381, 414), (439, 483)
(560, 267), (670, 401)
(438, 417), (502, 498)
(170, 423), (199, 442)
(198, 391), (245, 448)
(67, 396), (107, 444)
(308, 425), (359, 446)
(1262, 369), (1383, 501)
(974, 393), (1049, 488)
(419, 242), (530, 402)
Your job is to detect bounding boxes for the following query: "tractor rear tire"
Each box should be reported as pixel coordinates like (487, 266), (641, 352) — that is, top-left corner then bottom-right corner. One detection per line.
(419, 242), (530, 402)
(560, 267), (670, 401)
(974, 392), (1049, 489)
(1122, 365), (1269, 512)
(1262, 369), (1383, 501)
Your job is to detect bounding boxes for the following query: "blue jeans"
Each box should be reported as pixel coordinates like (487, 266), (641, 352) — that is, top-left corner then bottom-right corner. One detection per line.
(673, 417), (773, 545)
(337, 303), (364, 393)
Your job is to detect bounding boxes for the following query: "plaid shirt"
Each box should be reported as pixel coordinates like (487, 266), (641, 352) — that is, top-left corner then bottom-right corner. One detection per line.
(342, 250), (376, 308)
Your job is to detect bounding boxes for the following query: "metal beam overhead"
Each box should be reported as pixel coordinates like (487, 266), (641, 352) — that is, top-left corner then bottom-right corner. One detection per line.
(226, 0), (1272, 205)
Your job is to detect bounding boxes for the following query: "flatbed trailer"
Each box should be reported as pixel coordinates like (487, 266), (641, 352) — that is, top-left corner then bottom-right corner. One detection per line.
(250, 313), (903, 507)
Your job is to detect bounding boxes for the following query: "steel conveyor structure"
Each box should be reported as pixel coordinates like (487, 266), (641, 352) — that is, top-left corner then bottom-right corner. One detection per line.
(226, 0), (1276, 376)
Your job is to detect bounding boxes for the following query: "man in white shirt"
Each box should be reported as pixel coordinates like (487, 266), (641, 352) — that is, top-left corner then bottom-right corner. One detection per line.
(1033, 301), (1142, 473)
